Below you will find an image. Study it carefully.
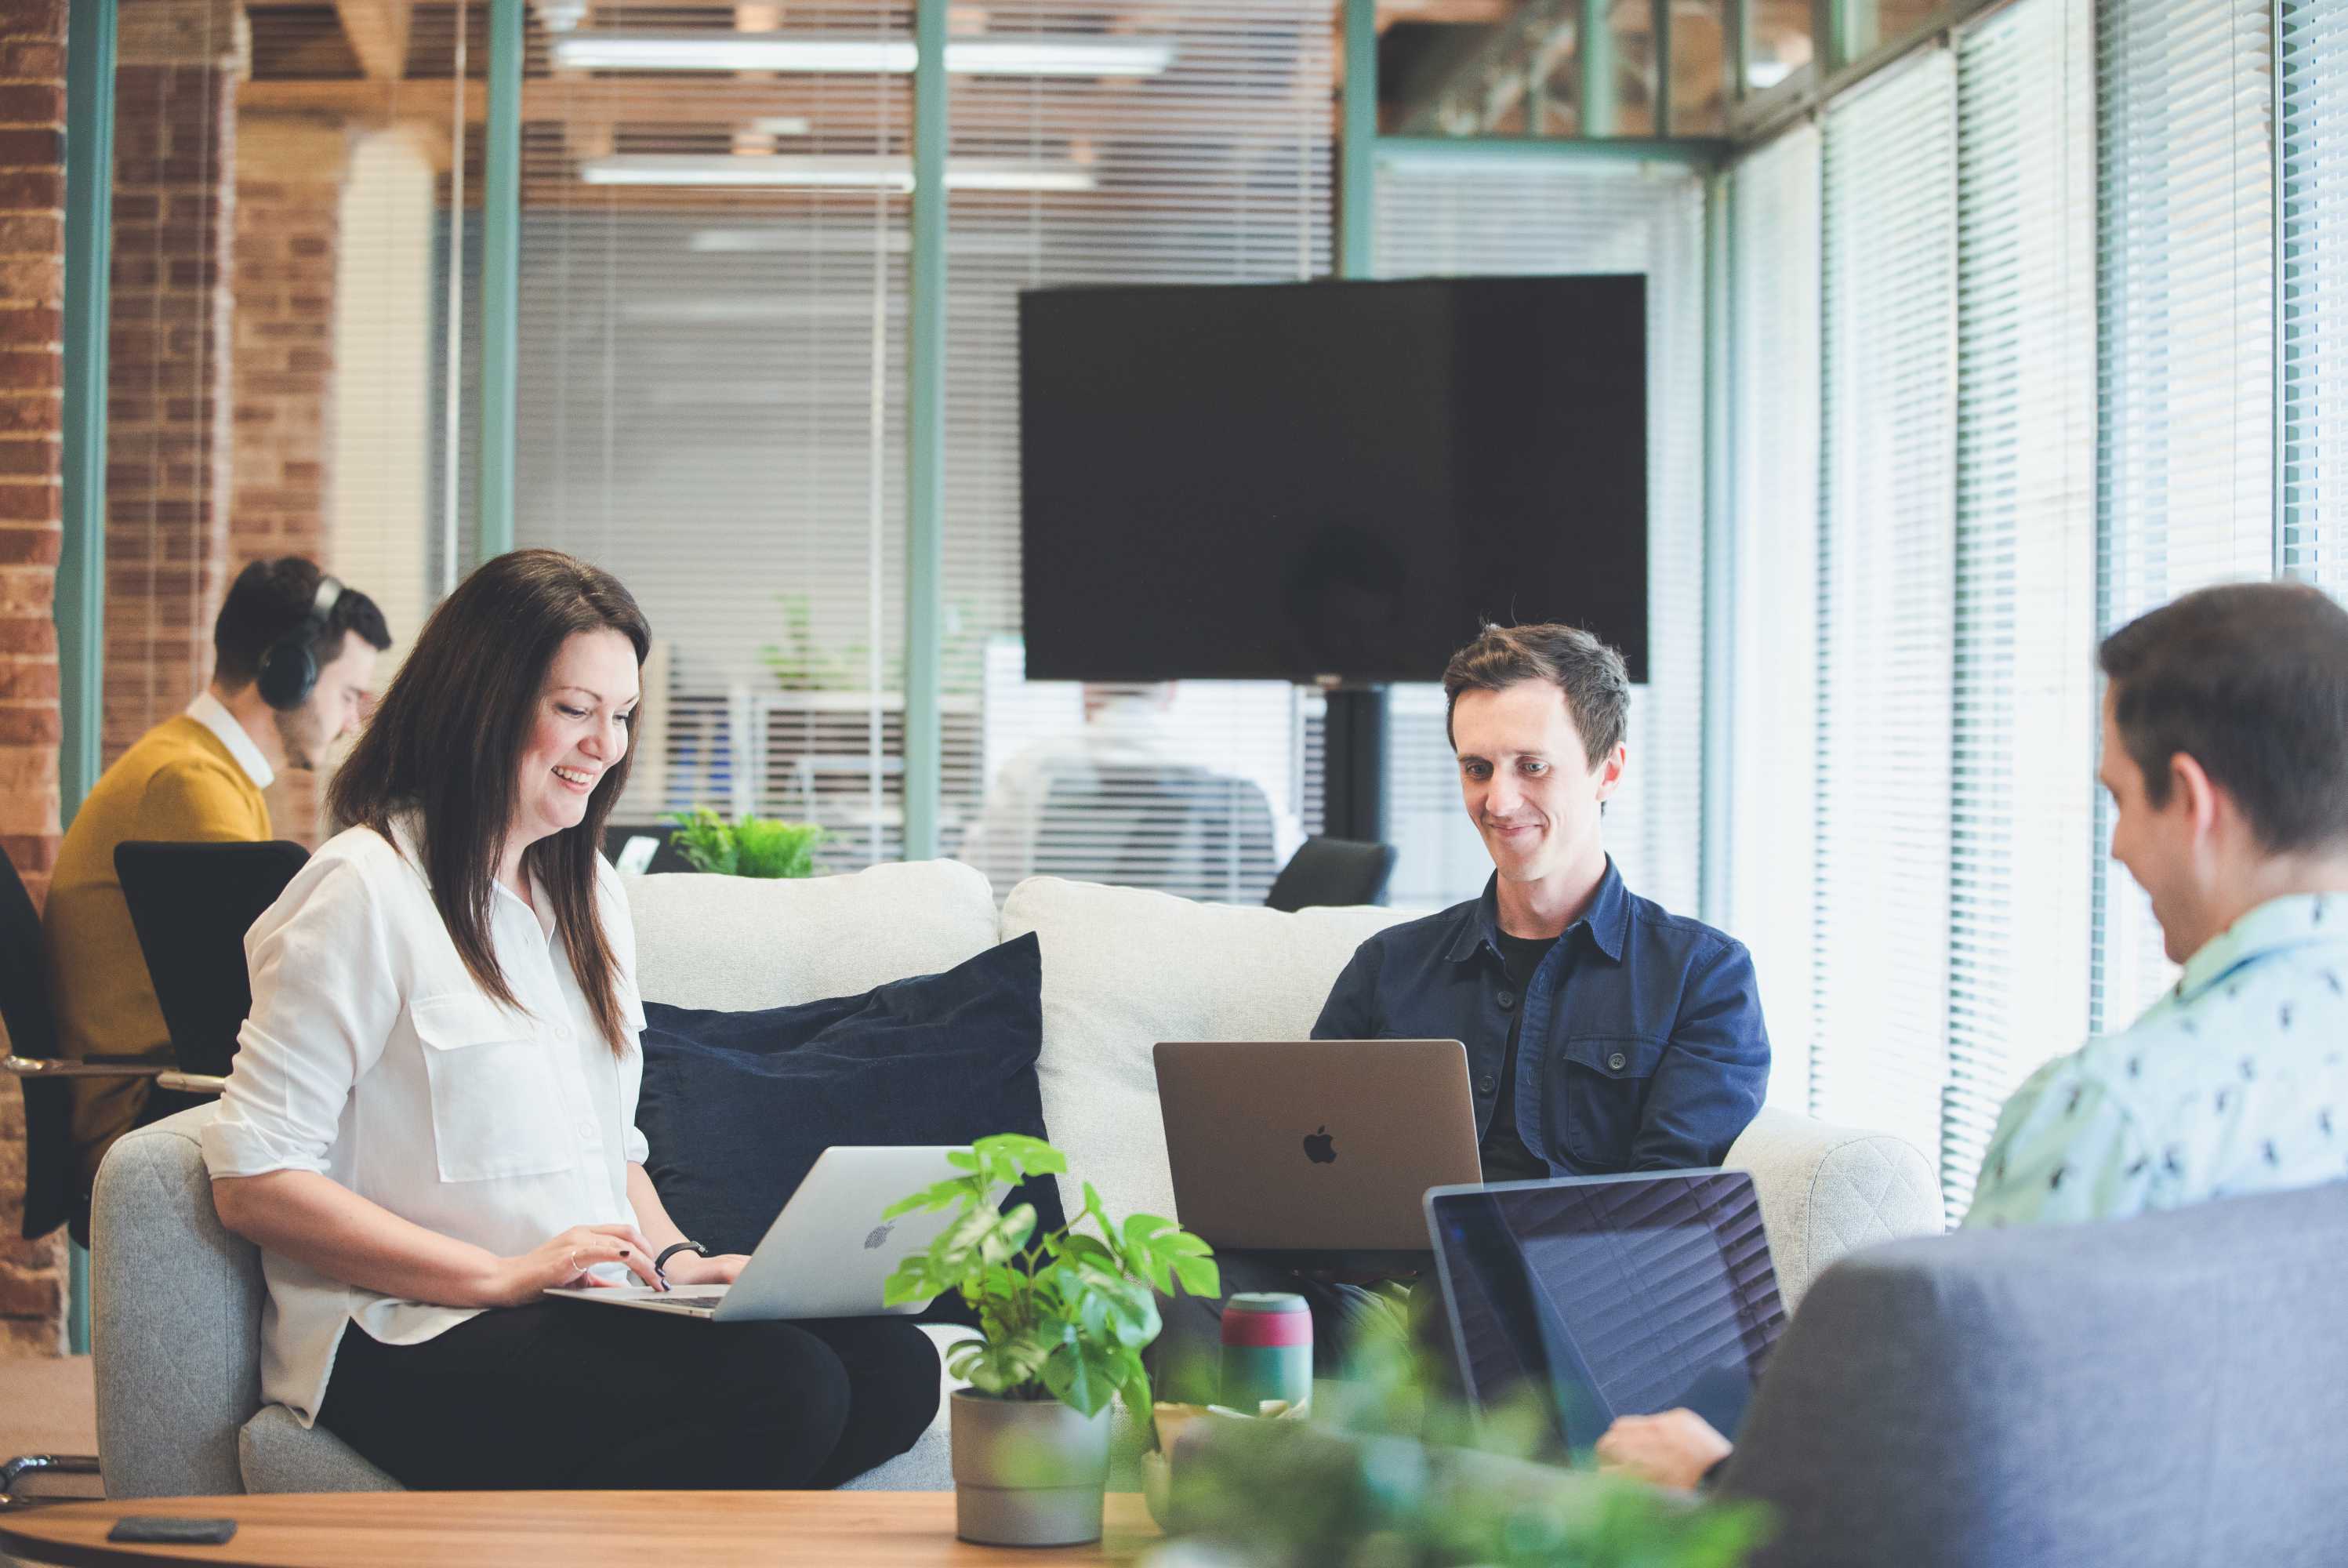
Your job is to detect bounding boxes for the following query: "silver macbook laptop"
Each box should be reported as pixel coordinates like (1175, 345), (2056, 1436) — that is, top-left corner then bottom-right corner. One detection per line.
(1153, 1039), (1482, 1267)
(1425, 1170), (1788, 1456)
(546, 1145), (990, 1323)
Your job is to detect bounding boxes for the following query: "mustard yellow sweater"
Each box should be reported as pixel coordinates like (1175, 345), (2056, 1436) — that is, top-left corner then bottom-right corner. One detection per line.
(43, 715), (270, 1191)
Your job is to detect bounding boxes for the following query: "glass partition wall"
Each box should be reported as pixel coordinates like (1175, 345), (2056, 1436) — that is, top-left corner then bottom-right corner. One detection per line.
(80, 0), (2348, 1224)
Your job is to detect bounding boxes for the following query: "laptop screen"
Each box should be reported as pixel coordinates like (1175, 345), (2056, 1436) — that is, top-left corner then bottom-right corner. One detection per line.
(1425, 1171), (1786, 1454)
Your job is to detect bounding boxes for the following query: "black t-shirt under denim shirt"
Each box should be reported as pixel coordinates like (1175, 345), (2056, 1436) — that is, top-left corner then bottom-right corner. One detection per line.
(1483, 931), (1557, 1184)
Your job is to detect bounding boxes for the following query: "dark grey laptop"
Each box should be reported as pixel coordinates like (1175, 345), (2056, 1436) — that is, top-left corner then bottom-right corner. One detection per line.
(1154, 1038), (1482, 1269)
(1425, 1170), (1787, 1456)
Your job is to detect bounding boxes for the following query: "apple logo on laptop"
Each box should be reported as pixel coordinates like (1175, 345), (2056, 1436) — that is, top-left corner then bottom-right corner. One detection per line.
(1303, 1127), (1337, 1165)
(863, 1224), (895, 1251)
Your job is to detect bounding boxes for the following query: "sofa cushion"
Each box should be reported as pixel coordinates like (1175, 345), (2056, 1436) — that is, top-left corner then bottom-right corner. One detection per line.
(636, 932), (1065, 1275)
(238, 1406), (398, 1494)
(1000, 877), (1410, 1226)
(1725, 1105), (1943, 1309)
(627, 858), (999, 1012)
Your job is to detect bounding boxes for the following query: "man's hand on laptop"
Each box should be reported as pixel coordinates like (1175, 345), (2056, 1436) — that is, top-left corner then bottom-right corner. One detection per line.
(1595, 1409), (1732, 1492)
(659, 1250), (749, 1289)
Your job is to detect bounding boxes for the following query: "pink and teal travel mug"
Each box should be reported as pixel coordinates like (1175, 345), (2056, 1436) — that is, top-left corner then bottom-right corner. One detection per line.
(1219, 1292), (1312, 1413)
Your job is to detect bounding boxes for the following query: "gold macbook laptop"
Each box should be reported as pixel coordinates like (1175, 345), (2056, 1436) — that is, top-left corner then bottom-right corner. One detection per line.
(1152, 1039), (1483, 1269)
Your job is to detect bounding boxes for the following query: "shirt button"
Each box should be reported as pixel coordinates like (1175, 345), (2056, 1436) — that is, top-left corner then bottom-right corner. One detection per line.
(553, 1022), (573, 1042)
(1497, 990), (1517, 1011)
(1478, 1074), (1497, 1095)
(1608, 1052), (1628, 1072)
(576, 1120), (596, 1142)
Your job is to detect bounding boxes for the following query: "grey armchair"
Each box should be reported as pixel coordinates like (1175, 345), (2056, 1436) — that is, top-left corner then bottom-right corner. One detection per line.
(1718, 1181), (2348, 1567)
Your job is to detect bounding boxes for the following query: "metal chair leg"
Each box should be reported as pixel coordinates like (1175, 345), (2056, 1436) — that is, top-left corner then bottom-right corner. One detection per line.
(0, 1453), (102, 1511)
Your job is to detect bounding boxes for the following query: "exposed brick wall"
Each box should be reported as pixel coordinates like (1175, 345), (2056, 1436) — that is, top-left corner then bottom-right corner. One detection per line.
(234, 115), (343, 844)
(103, 24), (238, 764)
(0, 0), (68, 1357)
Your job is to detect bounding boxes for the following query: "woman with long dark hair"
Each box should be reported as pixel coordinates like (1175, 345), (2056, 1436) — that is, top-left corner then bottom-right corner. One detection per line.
(201, 550), (938, 1490)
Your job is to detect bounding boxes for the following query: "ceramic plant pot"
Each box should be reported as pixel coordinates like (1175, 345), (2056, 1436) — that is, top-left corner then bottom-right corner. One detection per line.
(949, 1388), (1113, 1548)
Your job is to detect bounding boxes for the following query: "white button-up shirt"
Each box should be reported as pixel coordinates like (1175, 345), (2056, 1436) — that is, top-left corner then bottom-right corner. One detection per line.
(201, 818), (649, 1425)
(184, 691), (274, 790)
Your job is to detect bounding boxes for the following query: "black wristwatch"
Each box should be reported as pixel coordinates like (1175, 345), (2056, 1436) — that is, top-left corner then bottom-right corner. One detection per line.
(654, 1240), (709, 1276)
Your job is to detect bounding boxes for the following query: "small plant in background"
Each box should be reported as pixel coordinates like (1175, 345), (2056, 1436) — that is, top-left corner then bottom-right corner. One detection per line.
(882, 1134), (1219, 1417)
(665, 808), (827, 878)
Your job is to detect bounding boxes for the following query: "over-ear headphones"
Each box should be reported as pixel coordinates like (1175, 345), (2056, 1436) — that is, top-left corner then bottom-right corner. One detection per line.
(256, 575), (343, 712)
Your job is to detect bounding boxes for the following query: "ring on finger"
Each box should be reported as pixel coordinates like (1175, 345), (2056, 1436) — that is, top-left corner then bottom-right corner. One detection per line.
(568, 1248), (582, 1274)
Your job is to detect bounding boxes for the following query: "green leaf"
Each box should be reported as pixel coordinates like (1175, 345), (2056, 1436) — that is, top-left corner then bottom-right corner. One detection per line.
(994, 1202), (1038, 1256)
(881, 1258), (934, 1308)
(882, 1175), (972, 1220)
(1170, 1254), (1221, 1298)
(1042, 1338), (1120, 1417)
(1055, 1233), (1122, 1273)
(972, 1133), (1066, 1181)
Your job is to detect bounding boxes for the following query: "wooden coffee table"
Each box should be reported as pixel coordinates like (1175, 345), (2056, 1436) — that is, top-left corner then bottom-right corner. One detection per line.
(0, 1490), (1160, 1567)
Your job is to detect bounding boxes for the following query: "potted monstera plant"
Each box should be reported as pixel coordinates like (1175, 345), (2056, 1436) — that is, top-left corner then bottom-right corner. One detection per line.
(883, 1134), (1219, 1548)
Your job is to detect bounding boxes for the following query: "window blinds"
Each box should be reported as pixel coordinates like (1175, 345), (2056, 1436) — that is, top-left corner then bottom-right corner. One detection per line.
(2281, 0), (2348, 588)
(1372, 154), (1707, 916)
(938, 2), (1332, 905)
(512, 5), (916, 868)
(2093, 0), (2275, 1029)
(1810, 51), (1957, 1160)
(1723, 125), (1820, 1108)
(1944, 0), (2096, 1218)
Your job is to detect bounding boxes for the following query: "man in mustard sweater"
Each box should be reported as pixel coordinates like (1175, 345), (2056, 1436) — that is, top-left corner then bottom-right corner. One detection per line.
(45, 557), (390, 1234)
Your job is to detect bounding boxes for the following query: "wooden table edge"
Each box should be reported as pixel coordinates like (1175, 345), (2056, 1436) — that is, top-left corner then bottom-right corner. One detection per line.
(0, 1490), (1160, 1568)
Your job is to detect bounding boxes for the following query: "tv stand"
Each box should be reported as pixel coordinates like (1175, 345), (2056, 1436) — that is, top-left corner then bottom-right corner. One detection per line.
(1318, 684), (1389, 850)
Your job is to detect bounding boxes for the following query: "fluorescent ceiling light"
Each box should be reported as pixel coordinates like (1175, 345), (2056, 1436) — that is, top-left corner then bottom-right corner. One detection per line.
(1746, 60), (1797, 88)
(580, 154), (1096, 193)
(549, 31), (1175, 77)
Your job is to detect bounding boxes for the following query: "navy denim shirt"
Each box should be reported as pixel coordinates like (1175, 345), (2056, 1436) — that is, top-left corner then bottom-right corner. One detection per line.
(1311, 860), (1769, 1176)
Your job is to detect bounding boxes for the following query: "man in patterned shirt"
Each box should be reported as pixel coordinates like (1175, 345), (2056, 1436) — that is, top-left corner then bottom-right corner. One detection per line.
(1597, 579), (2348, 1490)
(1964, 580), (2348, 1225)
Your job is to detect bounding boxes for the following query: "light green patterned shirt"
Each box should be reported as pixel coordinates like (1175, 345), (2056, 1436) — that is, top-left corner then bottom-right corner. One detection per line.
(1964, 893), (2348, 1229)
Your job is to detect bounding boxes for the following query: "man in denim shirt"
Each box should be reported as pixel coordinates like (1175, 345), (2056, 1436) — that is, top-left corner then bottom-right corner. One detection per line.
(1315, 625), (1770, 1180)
(1152, 624), (1769, 1400)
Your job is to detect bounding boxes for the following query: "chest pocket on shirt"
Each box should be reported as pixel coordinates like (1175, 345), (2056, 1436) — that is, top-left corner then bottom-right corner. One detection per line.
(410, 993), (575, 1184)
(1551, 1034), (1666, 1168)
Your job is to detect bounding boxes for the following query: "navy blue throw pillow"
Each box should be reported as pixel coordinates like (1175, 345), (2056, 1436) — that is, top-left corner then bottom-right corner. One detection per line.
(634, 932), (1064, 1315)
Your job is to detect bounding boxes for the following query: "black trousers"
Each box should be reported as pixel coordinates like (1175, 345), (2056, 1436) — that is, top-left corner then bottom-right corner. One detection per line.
(318, 1303), (940, 1491)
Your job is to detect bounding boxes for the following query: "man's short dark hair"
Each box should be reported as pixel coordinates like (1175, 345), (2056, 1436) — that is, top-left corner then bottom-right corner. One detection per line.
(1442, 622), (1631, 764)
(212, 557), (392, 691)
(2099, 581), (2348, 854)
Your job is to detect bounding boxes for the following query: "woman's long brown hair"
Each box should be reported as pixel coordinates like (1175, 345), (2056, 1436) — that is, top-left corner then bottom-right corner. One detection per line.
(329, 550), (650, 1054)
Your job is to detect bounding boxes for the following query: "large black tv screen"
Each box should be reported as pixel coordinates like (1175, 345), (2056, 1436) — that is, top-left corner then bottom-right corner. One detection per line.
(1018, 274), (1649, 686)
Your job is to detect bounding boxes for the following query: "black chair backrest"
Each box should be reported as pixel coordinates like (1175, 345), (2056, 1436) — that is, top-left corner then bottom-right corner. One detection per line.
(2, 844), (69, 1240)
(1265, 835), (1398, 912)
(0, 840), (57, 1061)
(114, 840), (310, 1079)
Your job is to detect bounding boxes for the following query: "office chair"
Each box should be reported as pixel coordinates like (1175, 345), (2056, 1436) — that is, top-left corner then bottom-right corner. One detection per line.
(114, 840), (310, 1080)
(1264, 836), (1398, 911)
(0, 844), (230, 1247)
(1038, 763), (1283, 903)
